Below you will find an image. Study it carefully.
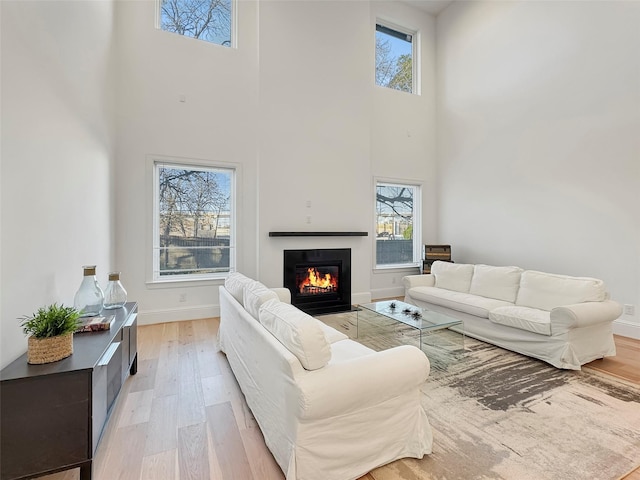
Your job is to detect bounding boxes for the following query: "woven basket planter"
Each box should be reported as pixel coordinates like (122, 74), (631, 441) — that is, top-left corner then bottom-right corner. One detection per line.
(27, 332), (74, 364)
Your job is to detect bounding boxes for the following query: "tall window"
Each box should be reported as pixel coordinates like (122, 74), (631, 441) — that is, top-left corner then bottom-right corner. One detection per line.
(375, 181), (421, 268)
(158, 0), (233, 47)
(153, 160), (235, 280)
(375, 22), (416, 94)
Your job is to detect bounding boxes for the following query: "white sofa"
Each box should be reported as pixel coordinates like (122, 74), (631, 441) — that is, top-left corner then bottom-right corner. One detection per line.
(403, 261), (622, 370)
(217, 272), (433, 480)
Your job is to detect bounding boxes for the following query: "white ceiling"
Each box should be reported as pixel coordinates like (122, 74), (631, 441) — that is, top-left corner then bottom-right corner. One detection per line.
(403, 0), (455, 16)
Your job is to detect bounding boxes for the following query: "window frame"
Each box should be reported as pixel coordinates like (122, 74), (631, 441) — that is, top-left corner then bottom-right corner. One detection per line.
(373, 178), (422, 271)
(156, 0), (236, 48)
(374, 19), (420, 95)
(148, 155), (238, 285)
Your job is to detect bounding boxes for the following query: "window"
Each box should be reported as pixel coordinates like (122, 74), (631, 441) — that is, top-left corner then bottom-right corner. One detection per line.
(375, 22), (416, 94)
(375, 181), (421, 268)
(158, 0), (233, 47)
(153, 160), (235, 281)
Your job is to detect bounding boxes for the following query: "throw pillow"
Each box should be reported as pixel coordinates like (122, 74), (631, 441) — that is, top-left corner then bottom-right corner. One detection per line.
(243, 280), (279, 320)
(469, 264), (523, 303)
(225, 272), (253, 306)
(516, 270), (606, 311)
(432, 261), (475, 293)
(259, 299), (331, 371)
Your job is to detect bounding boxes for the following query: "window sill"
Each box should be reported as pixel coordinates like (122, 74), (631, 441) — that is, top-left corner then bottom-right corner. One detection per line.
(373, 264), (421, 274)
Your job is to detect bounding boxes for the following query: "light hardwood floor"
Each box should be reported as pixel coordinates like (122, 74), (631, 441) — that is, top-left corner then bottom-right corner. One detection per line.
(41, 321), (639, 480)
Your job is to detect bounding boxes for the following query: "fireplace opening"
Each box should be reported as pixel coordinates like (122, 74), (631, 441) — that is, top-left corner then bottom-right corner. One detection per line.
(297, 266), (339, 295)
(284, 249), (351, 315)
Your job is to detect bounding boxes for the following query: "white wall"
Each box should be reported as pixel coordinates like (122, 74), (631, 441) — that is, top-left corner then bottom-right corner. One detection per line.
(256, 0), (373, 302)
(114, 0), (260, 324)
(436, 0), (640, 337)
(370, 2), (437, 299)
(115, 0), (437, 322)
(0, 0), (117, 368)
(257, 1), (436, 302)
(4, 0), (637, 354)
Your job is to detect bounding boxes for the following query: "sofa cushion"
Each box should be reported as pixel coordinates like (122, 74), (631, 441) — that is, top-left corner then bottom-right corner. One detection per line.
(259, 299), (331, 370)
(408, 286), (513, 318)
(516, 271), (607, 311)
(225, 272), (254, 306)
(243, 280), (279, 320)
(469, 264), (523, 303)
(317, 321), (349, 344)
(489, 306), (551, 336)
(431, 261), (475, 293)
(328, 339), (375, 364)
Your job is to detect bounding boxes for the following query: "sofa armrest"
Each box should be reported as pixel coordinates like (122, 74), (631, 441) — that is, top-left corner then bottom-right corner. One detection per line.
(402, 274), (435, 290)
(270, 287), (291, 304)
(551, 300), (622, 332)
(295, 345), (429, 420)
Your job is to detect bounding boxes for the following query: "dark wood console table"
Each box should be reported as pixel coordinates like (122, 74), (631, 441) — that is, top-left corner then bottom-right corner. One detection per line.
(0, 302), (138, 480)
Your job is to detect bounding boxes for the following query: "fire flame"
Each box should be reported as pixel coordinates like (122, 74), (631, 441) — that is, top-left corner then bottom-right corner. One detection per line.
(298, 267), (338, 293)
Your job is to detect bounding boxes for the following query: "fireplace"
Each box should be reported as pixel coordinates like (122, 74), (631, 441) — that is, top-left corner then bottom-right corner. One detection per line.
(283, 248), (352, 315)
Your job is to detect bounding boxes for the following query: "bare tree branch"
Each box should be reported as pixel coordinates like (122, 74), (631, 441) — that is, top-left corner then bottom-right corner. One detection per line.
(376, 33), (413, 93)
(160, 0), (231, 45)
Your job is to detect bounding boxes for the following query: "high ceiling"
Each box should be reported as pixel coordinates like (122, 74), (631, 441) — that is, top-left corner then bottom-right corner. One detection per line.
(403, 0), (454, 16)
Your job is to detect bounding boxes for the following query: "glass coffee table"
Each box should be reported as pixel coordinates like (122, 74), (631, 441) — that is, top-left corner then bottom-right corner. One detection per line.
(357, 300), (465, 354)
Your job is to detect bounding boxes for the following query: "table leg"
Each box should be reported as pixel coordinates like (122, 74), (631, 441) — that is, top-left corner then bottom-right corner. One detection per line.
(130, 353), (138, 375)
(80, 461), (92, 480)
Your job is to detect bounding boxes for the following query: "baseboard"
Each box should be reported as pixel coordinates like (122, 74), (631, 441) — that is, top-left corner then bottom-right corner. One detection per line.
(138, 304), (220, 325)
(369, 286), (405, 301)
(137, 293), (375, 325)
(613, 319), (640, 339)
(352, 291), (372, 306)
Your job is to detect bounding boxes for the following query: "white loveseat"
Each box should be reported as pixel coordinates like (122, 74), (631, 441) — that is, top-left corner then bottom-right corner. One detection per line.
(217, 272), (433, 480)
(403, 261), (622, 370)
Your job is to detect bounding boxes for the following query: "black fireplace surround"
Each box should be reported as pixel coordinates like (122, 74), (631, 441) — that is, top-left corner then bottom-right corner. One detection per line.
(283, 248), (352, 315)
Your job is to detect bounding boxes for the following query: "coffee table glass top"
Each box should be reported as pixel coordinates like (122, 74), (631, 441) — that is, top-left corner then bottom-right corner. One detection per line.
(358, 300), (462, 332)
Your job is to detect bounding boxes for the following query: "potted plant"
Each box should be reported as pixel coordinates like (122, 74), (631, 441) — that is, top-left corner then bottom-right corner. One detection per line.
(20, 303), (82, 364)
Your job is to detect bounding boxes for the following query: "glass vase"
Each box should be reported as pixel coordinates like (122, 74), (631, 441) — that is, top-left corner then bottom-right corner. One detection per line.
(74, 265), (104, 317)
(104, 272), (127, 309)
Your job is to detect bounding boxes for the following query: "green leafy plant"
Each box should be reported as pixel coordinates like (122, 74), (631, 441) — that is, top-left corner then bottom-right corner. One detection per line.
(20, 303), (82, 338)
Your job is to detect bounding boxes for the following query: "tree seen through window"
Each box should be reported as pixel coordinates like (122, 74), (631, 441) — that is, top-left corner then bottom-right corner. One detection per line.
(376, 182), (421, 267)
(375, 23), (414, 93)
(159, 0), (232, 46)
(155, 164), (234, 278)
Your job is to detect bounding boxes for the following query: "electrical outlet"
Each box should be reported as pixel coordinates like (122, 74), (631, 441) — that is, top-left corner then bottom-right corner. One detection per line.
(179, 293), (187, 303)
(623, 304), (635, 316)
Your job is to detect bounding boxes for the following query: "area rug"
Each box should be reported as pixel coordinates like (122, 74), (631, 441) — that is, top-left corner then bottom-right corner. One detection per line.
(318, 312), (640, 480)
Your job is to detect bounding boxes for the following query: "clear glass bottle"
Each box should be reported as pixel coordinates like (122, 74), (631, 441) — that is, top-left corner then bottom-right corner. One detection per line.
(74, 265), (104, 317)
(103, 272), (127, 309)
